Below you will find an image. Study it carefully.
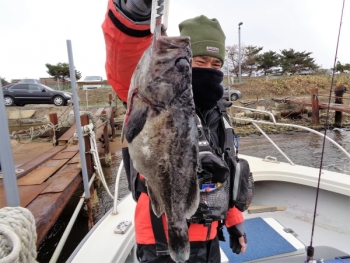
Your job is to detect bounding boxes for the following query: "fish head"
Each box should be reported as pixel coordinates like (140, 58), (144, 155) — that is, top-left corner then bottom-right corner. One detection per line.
(129, 36), (192, 108)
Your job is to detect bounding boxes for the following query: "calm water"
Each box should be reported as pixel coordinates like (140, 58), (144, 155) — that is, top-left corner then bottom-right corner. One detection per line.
(36, 129), (350, 262)
(238, 129), (350, 174)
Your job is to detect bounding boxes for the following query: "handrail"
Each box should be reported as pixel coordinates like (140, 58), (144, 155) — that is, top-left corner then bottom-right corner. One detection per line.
(251, 122), (295, 165)
(232, 105), (277, 123)
(51, 118), (115, 262)
(231, 105), (350, 161)
(49, 173), (96, 263)
(113, 159), (124, 215)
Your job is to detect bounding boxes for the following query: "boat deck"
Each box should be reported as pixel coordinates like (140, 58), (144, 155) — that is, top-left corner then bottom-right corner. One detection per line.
(66, 128), (350, 263)
(0, 106), (114, 246)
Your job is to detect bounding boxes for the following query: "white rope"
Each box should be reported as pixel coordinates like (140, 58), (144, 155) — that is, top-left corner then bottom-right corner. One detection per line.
(0, 207), (37, 263)
(79, 111), (97, 133)
(9, 108), (96, 145)
(10, 120), (67, 146)
(0, 225), (20, 263)
(82, 124), (114, 200)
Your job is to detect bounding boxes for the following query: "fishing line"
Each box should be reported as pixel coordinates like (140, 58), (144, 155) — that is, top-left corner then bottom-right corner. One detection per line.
(307, 0), (346, 261)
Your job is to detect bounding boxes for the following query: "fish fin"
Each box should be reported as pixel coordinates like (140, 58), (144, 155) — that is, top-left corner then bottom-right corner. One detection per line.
(168, 219), (190, 262)
(124, 106), (148, 143)
(184, 176), (200, 219)
(147, 184), (163, 217)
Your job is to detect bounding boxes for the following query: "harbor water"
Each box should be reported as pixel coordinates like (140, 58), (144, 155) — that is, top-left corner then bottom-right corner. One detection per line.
(37, 129), (350, 262)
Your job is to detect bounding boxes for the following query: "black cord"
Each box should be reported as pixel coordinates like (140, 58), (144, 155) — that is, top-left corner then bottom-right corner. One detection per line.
(307, 0), (346, 261)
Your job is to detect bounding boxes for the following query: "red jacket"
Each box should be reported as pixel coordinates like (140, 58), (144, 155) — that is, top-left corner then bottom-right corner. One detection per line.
(102, 0), (153, 102)
(135, 192), (244, 244)
(102, 0), (244, 244)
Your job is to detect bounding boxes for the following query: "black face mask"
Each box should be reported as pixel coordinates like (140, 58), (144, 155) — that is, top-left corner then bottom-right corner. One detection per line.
(192, 67), (224, 110)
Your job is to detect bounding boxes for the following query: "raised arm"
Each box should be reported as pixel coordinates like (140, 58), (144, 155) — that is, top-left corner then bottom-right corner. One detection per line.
(102, 0), (154, 102)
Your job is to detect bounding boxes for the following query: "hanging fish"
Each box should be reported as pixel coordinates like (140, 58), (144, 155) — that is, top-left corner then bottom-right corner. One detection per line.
(123, 34), (199, 262)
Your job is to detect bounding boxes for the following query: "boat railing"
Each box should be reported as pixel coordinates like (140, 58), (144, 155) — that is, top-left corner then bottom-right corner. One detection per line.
(113, 159), (124, 215)
(230, 105), (350, 164)
(49, 173), (97, 263)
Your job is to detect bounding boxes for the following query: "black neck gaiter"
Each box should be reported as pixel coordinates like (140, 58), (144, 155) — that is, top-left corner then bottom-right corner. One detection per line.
(192, 67), (224, 110)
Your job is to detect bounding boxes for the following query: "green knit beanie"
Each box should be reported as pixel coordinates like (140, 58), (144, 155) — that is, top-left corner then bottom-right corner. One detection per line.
(179, 15), (226, 63)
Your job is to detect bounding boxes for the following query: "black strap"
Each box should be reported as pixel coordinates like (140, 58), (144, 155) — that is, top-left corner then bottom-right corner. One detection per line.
(149, 202), (169, 256)
(217, 101), (227, 113)
(122, 147), (147, 201)
(136, 177), (147, 193)
(121, 147), (132, 191)
(108, 9), (151, 38)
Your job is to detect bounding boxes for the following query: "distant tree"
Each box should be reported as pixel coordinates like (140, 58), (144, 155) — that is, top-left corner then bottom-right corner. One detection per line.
(226, 45), (239, 77)
(279, 49), (318, 75)
(242, 45), (263, 76)
(345, 63), (350, 71)
(256, 51), (280, 76)
(334, 61), (345, 73)
(334, 61), (350, 73)
(45, 62), (82, 86)
(1, 77), (9, 86)
(226, 44), (263, 77)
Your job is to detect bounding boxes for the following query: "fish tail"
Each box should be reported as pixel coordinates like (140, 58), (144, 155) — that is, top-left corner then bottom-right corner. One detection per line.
(167, 219), (190, 262)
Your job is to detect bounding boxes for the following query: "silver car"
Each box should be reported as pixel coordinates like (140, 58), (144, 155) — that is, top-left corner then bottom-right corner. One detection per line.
(221, 85), (242, 101)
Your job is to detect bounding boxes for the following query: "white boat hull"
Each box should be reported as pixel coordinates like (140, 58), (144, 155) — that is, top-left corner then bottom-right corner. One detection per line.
(69, 155), (350, 262)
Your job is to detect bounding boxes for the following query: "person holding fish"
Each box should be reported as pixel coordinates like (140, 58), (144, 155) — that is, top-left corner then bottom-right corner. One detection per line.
(103, 0), (248, 262)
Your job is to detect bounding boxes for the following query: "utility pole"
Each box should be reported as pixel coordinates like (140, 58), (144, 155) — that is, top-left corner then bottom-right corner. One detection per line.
(226, 48), (231, 101)
(238, 22), (243, 83)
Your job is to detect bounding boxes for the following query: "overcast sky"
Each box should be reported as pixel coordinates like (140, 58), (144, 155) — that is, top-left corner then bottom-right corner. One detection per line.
(0, 0), (349, 82)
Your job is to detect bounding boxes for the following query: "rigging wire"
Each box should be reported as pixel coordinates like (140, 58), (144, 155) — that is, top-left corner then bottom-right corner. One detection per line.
(307, 0), (346, 261)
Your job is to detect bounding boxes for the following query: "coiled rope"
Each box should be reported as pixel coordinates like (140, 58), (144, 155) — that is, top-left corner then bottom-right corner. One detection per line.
(0, 207), (37, 263)
(9, 104), (73, 147)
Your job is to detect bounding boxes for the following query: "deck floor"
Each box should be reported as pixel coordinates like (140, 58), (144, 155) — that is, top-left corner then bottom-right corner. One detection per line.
(1, 106), (114, 246)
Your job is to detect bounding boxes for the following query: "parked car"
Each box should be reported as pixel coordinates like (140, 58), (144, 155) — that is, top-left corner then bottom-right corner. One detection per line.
(82, 76), (103, 81)
(2, 83), (72, 106)
(79, 76), (105, 90)
(221, 85), (242, 101)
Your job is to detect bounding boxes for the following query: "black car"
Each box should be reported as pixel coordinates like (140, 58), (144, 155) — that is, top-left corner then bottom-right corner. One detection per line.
(2, 83), (72, 106)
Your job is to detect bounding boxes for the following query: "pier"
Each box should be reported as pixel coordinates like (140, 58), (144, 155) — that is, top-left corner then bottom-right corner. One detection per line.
(273, 87), (349, 126)
(0, 102), (117, 246)
(282, 98), (350, 113)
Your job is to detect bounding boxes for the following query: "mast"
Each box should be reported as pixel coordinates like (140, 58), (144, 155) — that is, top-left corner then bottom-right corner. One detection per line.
(0, 78), (20, 206)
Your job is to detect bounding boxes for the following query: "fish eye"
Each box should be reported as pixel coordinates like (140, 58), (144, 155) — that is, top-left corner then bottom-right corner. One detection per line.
(175, 58), (190, 72)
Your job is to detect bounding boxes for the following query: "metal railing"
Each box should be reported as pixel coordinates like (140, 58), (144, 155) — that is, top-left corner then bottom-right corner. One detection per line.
(230, 105), (350, 164)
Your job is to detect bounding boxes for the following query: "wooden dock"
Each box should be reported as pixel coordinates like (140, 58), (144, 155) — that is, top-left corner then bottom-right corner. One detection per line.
(283, 98), (350, 114)
(0, 105), (115, 246)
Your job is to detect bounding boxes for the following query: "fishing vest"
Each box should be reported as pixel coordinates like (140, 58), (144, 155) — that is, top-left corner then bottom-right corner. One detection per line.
(122, 101), (254, 255)
(188, 101), (238, 224)
(122, 101), (253, 214)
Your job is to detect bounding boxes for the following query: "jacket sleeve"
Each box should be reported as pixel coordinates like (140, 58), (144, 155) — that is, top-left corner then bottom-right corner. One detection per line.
(225, 206), (244, 228)
(102, 0), (153, 102)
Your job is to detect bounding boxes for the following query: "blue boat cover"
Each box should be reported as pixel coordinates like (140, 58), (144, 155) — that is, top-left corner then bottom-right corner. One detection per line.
(219, 217), (297, 263)
(324, 257), (350, 263)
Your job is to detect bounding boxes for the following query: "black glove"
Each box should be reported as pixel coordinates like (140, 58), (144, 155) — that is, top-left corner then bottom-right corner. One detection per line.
(227, 223), (247, 254)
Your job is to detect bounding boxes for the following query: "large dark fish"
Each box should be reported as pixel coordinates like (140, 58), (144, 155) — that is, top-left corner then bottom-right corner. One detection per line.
(123, 35), (199, 262)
